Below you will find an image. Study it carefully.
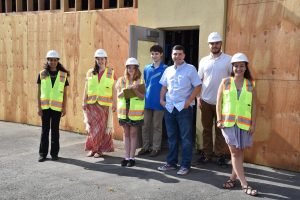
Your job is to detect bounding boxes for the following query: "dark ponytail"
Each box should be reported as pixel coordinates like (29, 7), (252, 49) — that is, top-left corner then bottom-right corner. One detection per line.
(92, 61), (99, 75)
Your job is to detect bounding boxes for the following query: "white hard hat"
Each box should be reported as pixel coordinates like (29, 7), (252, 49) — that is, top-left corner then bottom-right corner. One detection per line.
(207, 32), (222, 43)
(231, 53), (249, 63)
(46, 50), (60, 59)
(94, 49), (108, 58)
(125, 57), (139, 67)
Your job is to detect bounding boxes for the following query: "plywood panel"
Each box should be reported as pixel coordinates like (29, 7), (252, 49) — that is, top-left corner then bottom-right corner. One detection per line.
(0, 8), (138, 141)
(27, 12), (64, 127)
(226, 0), (300, 81)
(0, 16), (8, 120)
(246, 80), (300, 171)
(1, 16), (15, 122)
(61, 12), (79, 131)
(226, 0), (300, 171)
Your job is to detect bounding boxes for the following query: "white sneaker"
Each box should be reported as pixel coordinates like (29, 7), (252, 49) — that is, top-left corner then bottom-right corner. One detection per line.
(177, 167), (189, 175)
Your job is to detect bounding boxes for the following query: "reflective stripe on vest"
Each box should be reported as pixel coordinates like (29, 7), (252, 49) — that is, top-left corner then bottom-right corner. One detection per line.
(40, 70), (66, 112)
(221, 77), (254, 131)
(86, 67), (114, 106)
(117, 78), (145, 120)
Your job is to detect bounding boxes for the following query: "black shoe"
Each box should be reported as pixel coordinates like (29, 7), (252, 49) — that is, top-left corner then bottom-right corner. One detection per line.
(127, 159), (135, 167)
(197, 152), (210, 164)
(217, 155), (227, 167)
(51, 156), (59, 161)
(121, 159), (129, 167)
(38, 156), (46, 162)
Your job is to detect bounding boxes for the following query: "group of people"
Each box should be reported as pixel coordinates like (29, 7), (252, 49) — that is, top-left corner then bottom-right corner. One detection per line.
(36, 32), (257, 196)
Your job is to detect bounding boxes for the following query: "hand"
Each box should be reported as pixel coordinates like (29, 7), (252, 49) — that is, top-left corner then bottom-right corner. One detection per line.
(37, 108), (43, 117)
(197, 97), (202, 109)
(112, 106), (116, 112)
(184, 100), (191, 109)
(249, 125), (255, 135)
(160, 100), (166, 107)
(216, 121), (224, 129)
(82, 103), (87, 111)
(61, 107), (66, 117)
(131, 84), (139, 91)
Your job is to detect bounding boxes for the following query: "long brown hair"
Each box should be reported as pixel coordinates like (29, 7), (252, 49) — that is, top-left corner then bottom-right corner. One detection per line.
(124, 65), (141, 82)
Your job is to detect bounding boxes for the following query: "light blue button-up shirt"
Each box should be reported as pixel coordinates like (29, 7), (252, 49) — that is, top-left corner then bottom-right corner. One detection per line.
(159, 62), (202, 113)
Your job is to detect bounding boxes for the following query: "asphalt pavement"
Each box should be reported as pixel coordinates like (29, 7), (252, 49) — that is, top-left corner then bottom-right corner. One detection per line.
(1, 121), (299, 200)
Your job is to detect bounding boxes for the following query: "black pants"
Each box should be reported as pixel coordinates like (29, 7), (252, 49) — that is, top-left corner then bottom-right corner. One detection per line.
(39, 109), (62, 158)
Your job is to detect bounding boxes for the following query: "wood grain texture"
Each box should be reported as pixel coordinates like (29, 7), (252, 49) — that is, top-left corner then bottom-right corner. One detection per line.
(226, 0), (300, 171)
(0, 9), (138, 141)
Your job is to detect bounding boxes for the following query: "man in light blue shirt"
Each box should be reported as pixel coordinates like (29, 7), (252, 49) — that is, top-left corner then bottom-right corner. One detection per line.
(158, 45), (201, 175)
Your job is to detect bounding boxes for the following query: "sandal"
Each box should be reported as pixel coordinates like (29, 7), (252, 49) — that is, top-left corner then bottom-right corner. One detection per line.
(222, 179), (236, 189)
(93, 152), (103, 158)
(243, 185), (258, 196)
(86, 151), (95, 157)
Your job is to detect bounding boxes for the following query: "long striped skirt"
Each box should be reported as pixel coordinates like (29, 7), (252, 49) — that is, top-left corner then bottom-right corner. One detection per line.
(84, 103), (114, 153)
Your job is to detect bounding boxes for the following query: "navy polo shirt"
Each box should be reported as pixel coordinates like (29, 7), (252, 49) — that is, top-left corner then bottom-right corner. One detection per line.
(144, 62), (168, 110)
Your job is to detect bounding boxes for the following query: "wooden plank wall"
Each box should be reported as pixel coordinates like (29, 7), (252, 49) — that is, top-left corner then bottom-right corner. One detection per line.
(226, 0), (300, 171)
(0, 9), (137, 140)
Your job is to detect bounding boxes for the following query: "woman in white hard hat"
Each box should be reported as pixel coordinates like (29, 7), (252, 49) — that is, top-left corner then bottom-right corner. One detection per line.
(37, 50), (70, 162)
(116, 57), (145, 167)
(216, 53), (257, 196)
(82, 49), (116, 158)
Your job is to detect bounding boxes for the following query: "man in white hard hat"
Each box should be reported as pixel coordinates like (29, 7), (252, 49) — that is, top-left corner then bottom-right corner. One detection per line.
(197, 32), (232, 166)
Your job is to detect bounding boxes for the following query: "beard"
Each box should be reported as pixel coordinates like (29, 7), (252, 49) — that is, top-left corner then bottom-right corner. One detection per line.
(211, 47), (221, 54)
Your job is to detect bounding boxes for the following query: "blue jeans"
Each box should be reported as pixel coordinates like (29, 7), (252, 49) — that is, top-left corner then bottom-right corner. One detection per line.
(164, 107), (193, 168)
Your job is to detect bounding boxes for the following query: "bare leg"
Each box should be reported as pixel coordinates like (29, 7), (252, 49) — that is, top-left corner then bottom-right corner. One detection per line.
(228, 145), (247, 187)
(129, 126), (138, 158)
(123, 125), (131, 159)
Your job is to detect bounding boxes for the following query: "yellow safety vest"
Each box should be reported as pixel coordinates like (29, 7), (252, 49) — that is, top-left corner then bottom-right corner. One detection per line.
(117, 78), (145, 121)
(40, 70), (67, 112)
(86, 67), (114, 106)
(221, 77), (255, 131)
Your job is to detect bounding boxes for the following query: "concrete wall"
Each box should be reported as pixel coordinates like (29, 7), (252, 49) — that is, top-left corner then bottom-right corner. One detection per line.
(138, 0), (227, 59)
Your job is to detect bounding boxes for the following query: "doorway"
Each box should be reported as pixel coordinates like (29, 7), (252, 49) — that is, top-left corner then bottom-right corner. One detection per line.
(161, 29), (200, 148)
(164, 30), (199, 69)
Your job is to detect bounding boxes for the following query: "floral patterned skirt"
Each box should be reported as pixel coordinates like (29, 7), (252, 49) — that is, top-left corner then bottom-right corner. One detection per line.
(84, 103), (114, 153)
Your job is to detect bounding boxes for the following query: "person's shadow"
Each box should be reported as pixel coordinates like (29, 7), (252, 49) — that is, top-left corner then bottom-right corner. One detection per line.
(138, 151), (300, 199)
(57, 155), (179, 184)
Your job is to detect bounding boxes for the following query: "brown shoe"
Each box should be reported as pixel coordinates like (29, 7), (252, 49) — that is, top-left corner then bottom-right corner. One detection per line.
(137, 148), (151, 156)
(86, 151), (95, 157)
(149, 150), (159, 157)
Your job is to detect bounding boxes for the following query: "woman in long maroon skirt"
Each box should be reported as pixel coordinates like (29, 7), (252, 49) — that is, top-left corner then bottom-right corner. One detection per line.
(82, 49), (116, 158)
